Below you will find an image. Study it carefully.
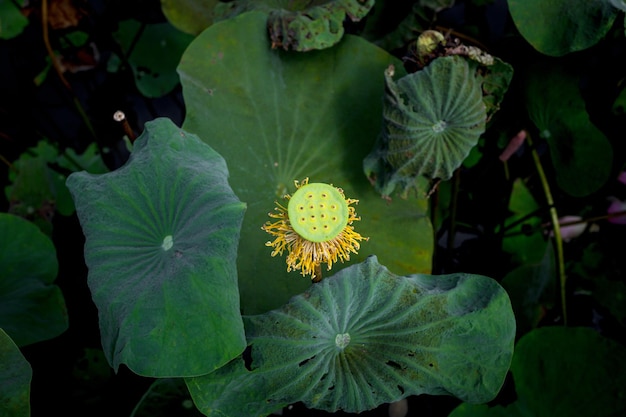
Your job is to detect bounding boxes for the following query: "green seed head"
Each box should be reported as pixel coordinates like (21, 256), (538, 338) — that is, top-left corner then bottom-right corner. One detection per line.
(287, 183), (349, 243)
(417, 30), (445, 58)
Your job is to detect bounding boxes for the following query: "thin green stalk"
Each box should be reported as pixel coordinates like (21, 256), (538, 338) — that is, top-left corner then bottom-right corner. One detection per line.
(527, 133), (568, 325)
(446, 169), (461, 263)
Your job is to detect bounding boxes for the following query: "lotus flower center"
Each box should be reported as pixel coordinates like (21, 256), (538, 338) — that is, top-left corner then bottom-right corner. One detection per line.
(432, 120), (447, 133)
(287, 183), (349, 243)
(161, 235), (173, 251)
(335, 333), (351, 349)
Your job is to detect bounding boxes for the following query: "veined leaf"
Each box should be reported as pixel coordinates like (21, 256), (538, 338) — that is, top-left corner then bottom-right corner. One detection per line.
(67, 118), (247, 377)
(364, 56), (486, 197)
(187, 256), (516, 416)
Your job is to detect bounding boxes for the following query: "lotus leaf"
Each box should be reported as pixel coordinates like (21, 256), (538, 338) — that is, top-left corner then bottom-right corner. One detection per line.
(66, 118), (247, 377)
(179, 11), (434, 315)
(508, 0), (618, 56)
(186, 256), (516, 416)
(364, 56), (486, 197)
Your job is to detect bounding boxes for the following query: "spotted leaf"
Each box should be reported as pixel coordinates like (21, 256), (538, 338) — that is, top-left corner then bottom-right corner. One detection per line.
(186, 256), (516, 416)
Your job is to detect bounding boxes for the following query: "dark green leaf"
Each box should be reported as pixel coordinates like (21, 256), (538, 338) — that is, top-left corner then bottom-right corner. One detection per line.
(501, 244), (555, 337)
(4, 141), (107, 224)
(474, 58), (514, 122)
(508, 0), (618, 56)
(131, 378), (203, 417)
(525, 65), (613, 196)
(66, 118), (247, 377)
(113, 20), (194, 97)
(419, 0), (454, 12)
(450, 327), (626, 417)
(0, 0), (28, 40)
(187, 256), (516, 416)
(0, 328), (31, 417)
(0, 213), (67, 346)
(512, 327), (626, 417)
(360, 2), (431, 52)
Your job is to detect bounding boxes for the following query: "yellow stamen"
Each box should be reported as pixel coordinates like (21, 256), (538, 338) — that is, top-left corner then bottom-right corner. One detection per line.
(262, 178), (368, 280)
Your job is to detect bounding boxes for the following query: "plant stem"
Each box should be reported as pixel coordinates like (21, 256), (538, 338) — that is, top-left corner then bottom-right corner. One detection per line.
(527, 132), (568, 325)
(41, 0), (97, 141)
(312, 265), (323, 283)
(503, 210), (626, 237)
(113, 111), (137, 142)
(0, 153), (17, 172)
(445, 169), (461, 268)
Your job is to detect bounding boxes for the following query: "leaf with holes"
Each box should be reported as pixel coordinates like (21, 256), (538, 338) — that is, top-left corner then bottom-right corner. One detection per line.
(186, 256), (516, 416)
(179, 11), (434, 315)
(215, 0), (374, 51)
(364, 56), (486, 197)
(66, 118), (247, 377)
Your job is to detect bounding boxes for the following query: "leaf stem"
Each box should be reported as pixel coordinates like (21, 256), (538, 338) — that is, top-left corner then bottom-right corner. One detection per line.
(0, 153), (17, 172)
(445, 169), (461, 268)
(113, 110), (137, 142)
(41, 0), (97, 141)
(312, 265), (323, 283)
(503, 210), (626, 237)
(527, 132), (568, 325)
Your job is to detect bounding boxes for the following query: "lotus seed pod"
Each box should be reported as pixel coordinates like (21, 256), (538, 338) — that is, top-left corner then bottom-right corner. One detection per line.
(287, 183), (349, 243)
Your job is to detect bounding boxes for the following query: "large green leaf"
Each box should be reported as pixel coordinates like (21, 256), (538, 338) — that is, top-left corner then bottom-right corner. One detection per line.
(450, 327), (626, 417)
(0, 213), (67, 346)
(0, 329), (31, 417)
(66, 118), (247, 377)
(508, 0), (618, 56)
(364, 56), (487, 197)
(186, 256), (516, 416)
(179, 11), (433, 314)
(525, 64), (613, 196)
